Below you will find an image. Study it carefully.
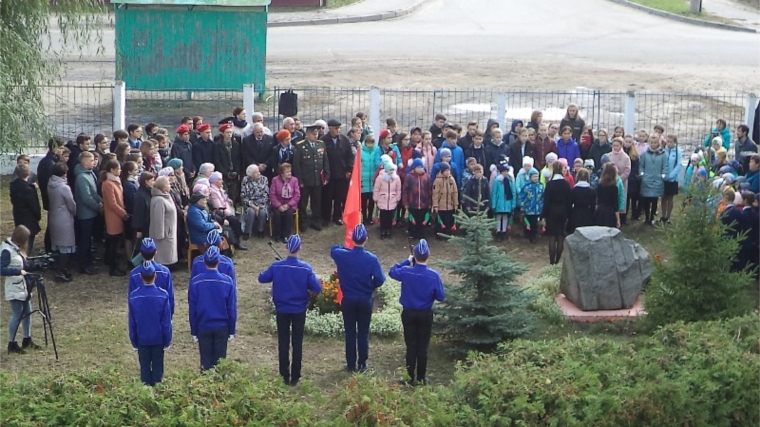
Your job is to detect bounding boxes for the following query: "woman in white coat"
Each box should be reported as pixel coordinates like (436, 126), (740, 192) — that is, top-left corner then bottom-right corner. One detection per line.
(149, 176), (178, 267)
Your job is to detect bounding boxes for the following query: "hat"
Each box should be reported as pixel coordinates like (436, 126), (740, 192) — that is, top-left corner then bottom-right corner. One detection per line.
(600, 154), (611, 165)
(141, 260), (156, 276)
(352, 224), (368, 243)
(712, 136), (723, 145)
(414, 239), (430, 257)
(722, 173), (735, 184)
(209, 172), (223, 183)
(140, 237), (157, 253)
(439, 147), (452, 158)
(384, 162), (396, 172)
(697, 167), (708, 177)
(497, 163), (509, 173)
(189, 191), (207, 204)
(584, 159), (595, 168)
(159, 167), (173, 177)
(466, 157), (477, 165)
(327, 119), (341, 128)
(197, 124), (211, 132)
(528, 168), (540, 177)
(305, 122), (321, 130)
(315, 120), (328, 129)
(558, 158), (568, 168)
(545, 152), (558, 163)
(206, 230), (222, 247)
(276, 129), (291, 142)
(287, 235), (302, 253)
(719, 165), (733, 174)
(176, 124), (190, 134)
(522, 156), (534, 167)
(219, 123), (233, 133)
(690, 153), (700, 162)
(167, 158), (183, 169)
(218, 116), (235, 125)
(411, 158), (425, 170)
(379, 129), (391, 140)
(728, 159), (741, 171)
(204, 245), (220, 263)
(443, 122), (454, 129)
(409, 126), (422, 134)
(411, 150), (422, 160)
(438, 162), (451, 172)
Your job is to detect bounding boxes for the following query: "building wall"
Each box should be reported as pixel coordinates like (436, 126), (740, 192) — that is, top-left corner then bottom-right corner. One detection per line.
(270, 0), (321, 6)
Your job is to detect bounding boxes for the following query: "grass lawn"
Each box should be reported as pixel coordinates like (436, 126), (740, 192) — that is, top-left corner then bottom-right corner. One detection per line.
(627, 0), (741, 24)
(0, 174), (672, 389)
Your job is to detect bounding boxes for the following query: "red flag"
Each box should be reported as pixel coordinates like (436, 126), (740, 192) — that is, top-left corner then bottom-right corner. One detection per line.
(343, 148), (362, 249)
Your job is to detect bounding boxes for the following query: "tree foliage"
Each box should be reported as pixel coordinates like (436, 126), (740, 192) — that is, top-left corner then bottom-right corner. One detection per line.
(642, 184), (756, 329)
(0, 0), (103, 153)
(434, 196), (538, 354)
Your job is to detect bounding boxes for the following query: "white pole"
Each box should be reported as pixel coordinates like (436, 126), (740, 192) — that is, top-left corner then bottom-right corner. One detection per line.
(369, 87), (381, 136)
(624, 90), (636, 136)
(497, 92), (507, 131)
(745, 93), (757, 130)
(113, 81), (126, 131)
(243, 84), (256, 118)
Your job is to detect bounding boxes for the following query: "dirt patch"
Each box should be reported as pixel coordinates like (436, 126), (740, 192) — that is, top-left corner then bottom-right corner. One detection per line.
(734, 0), (760, 10)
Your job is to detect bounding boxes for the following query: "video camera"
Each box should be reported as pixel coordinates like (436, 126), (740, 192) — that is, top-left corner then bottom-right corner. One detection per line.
(26, 254), (56, 272)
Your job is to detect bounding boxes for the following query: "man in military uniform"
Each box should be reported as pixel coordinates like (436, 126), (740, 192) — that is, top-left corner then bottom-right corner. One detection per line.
(292, 123), (330, 231)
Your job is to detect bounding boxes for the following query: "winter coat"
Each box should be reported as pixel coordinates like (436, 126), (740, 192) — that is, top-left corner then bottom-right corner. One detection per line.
(397, 144), (414, 181)
(485, 140), (509, 170)
(73, 164), (102, 221)
(102, 174), (127, 236)
(131, 185), (152, 235)
(9, 178), (42, 235)
(379, 144), (403, 168)
(504, 120), (523, 146)
(241, 175), (269, 210)
(187, 203), (217, 245)
(519, 181), (544, 216)
(560, 117), (586, 143)
(322, 133), (354, 179)
(66, 142), (83, 187)
(589, 141), (612, 172)
(663, 145), (683, 183)
(432, 174), (459, 211)
(149, 187), (178, 265)
(465, 144), (488, 168)
(417, 144), (437, 173)
(463, 176), (490, 212)
(639, 147), (668, 198)
(242, 134), (276, 177)
(491, 174), (518, 214)
(402, 171), (431, 210)
(47, 175), (77, 248)
(515, 169), (530, 207)
(434, 141), (465, 173)
(609, 149), (631, 201)
(625, 148), (641, 198)
(508, 141), (535, 168)
(123, 177), (139, 215)
(556, 138), (581, 170)
(268, 143), (295, 174)
(213, 139), (242, 180)
(37, 151), (58, 211)
(483, 119), (500, 146)
(542, 176), (573, 236)
(269, 175), (301, 210)
(170, 139), (195, 175)
(373, 172), (402, 211)
(208, 184), (234, 218)
(192, 137), (216, 173)
(533, 136), (557, 171)
(361, 143), (381, 193)
(1, 239), (27, 301)
(703, 126), (731, 150)
(569, 182), (596, 232)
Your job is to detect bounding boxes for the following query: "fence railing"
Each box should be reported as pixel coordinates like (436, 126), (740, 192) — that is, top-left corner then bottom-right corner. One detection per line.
(29, 83), (757, 157)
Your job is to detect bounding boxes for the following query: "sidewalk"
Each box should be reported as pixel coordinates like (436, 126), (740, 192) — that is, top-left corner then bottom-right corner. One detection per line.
(701, 0), (760, 31)
(267, 0), (431, 26)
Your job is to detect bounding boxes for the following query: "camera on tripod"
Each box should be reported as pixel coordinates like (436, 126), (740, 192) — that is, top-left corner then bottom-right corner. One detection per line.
(26, 254), (56, 272)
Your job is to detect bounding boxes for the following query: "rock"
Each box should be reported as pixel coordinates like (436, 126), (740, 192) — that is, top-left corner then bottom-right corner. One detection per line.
(560, 226), (651, 311)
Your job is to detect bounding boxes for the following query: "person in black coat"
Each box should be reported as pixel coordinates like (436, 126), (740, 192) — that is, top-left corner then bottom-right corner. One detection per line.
(66, 134), (90, 188)
(321, 119), (354, 226)
(192, 124), (215, 173)
(37, 137), (65, 253)
(719, 189), (745, 272)
(241, 123), (276, 179)
(10, 165), (42, 254)
(569, 168), (596, 233)
(213, 124), (243, 207)
(131, 172), (155, 241)
(624, 140), (641, 221)
(593, 163), (620, 228)
(171, 125), (196, 183)
(508, 129), (535, 168)
(541, 162), (572, 265)
(739, 192), (759, 278)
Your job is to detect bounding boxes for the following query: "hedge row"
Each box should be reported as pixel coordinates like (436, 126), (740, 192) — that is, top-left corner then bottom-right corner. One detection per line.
(2, 315), (757, 427)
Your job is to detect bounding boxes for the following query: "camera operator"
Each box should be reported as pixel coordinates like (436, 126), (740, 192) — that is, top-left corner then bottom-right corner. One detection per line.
(1, 225), (41, 354)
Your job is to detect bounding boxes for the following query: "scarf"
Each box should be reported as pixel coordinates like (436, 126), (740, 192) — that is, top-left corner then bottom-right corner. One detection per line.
(281, 178), (293, 199)
(279, 144), (293, 163)
(497, 174), (513, 200)
(233, 118), (248, 129)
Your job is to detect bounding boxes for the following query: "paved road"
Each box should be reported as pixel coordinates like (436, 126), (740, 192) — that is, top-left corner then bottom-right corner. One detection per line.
(49, 0), (760, 69)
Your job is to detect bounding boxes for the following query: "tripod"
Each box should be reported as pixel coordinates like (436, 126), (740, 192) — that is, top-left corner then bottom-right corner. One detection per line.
(15, 274), (59, 360)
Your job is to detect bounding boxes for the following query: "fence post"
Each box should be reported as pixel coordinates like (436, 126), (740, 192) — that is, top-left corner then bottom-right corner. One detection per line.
(624, 90), (636, 136)
(113, 81), (126, 132)
(497, 92), (507, 131)
(745, 93), (757, 129)
(243, 84), (256, 120)
(369, 87), (381, 137)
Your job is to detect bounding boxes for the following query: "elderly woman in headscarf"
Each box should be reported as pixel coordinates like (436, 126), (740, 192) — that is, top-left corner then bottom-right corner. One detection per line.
(167, 158), (189, 206)
(208, 172), (247, 250)
(186, 185), (219, 246)
(240, 164), (269, 239)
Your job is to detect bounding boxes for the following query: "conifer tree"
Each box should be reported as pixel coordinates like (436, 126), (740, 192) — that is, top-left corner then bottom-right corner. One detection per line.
(434, 196), (538, 354)
(643, 184), (755, 328)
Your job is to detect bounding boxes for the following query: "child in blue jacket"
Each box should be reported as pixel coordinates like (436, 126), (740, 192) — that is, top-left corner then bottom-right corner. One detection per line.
(491, 163), (518, 240)
(519, 169), (544, 243)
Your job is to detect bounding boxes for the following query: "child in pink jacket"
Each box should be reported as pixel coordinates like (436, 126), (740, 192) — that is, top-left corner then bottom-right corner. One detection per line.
(373, 163), (402, 239)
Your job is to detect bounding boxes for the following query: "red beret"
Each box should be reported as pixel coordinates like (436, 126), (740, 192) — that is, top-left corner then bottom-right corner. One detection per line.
(219, 123), (233, 133)
(276, 129), (291, 142)
(176, 124), (190, 134)
(197, 124), (211, 132)
(379, 129), (391, 140)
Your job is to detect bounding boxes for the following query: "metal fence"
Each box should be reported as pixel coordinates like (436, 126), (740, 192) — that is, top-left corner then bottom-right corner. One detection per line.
(32, 84), (751, 156)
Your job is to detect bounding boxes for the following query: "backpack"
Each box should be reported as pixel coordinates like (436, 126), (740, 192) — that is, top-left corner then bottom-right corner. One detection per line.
(278, 89), (298, 117)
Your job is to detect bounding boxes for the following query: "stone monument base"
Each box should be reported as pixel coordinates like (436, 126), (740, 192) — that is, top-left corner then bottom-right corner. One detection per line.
(555, 294), (645, 322)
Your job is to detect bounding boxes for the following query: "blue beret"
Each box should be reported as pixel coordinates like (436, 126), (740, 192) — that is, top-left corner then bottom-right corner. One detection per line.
(352, 224), (368, 243)
(204, 246), (220, 263)
(206, 230), (222, 246)
(414, 239), (430, 257)
(140, 238), (157, 252)
(287, 235), (302, 253)
(141, 260), (156, 276)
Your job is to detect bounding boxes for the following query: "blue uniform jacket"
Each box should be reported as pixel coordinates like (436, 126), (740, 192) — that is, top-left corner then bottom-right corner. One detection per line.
(388, 260), (445, 311)
(330, 246), (386, 300)
(258, 256), (322, 314)
(188, 269), (237, 336)
(128, 285), (172, 348)
(128, 261), (175, 317)
(192, 253), (236, 283)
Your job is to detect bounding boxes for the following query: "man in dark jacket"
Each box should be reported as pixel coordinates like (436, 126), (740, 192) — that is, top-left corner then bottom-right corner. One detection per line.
(66, 134), (90, 188)
(321, 119), (354, 226)
(213, 123), (242, 206)
(485, 128), (509, 169)
(10, 164), (42, 254)
(37, 137), (64, 253)
(171, 125), (195, 182)
(508, 129), (535, 168)
(458, 121), (478, 152)
(192, 124), (215, 173)
(241, 123), (276, 179)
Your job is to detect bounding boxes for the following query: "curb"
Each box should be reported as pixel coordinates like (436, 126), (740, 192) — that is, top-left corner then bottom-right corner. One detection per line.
(267, 0), (432, 27)
(605, 0), (757, 33)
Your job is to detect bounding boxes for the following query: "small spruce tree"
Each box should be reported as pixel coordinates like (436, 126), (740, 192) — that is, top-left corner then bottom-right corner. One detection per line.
(434, 196), (538, 354)
(643, 184), (755, 329)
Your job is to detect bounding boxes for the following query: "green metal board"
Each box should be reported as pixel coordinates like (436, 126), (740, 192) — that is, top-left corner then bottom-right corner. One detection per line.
(115, 7), (267, 91)
(112, 0), (270, 6)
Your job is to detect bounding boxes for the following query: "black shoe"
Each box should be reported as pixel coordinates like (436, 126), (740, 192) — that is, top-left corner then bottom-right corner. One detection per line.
(235, 243), (248, 251)
(334, 219), (344, 226)
(21, 337), (41, 350)
(344, 363), (356, 373)
(54, 272), (72, 282)
(63, 271), (73, 280)
(7, 341), (25, 354)
(281, 237), (288, 244)
(242, 233), (250, 241)
(417, 378), (429, 386)
(311, 223), (322, 231)
(322, 220), (330, 227)
(80, 266), (98, 275)
(289, 378), (300, 387)
(397, 378), (415, 386)
(358, 363), (370, 373)
(109, 268), (127, 277)
(283, 376), (290, 386)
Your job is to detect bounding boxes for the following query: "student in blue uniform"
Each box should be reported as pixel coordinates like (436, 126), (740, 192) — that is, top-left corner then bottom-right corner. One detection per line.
(127, 238), (175, 317)
(191, 230), (236, 282)
(330, 224), (386, 373)
(188, 246), (237, 371)
(258, 235), (322, 386)
(388, 239), (446, 386)
(128, 261), (172, 386)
